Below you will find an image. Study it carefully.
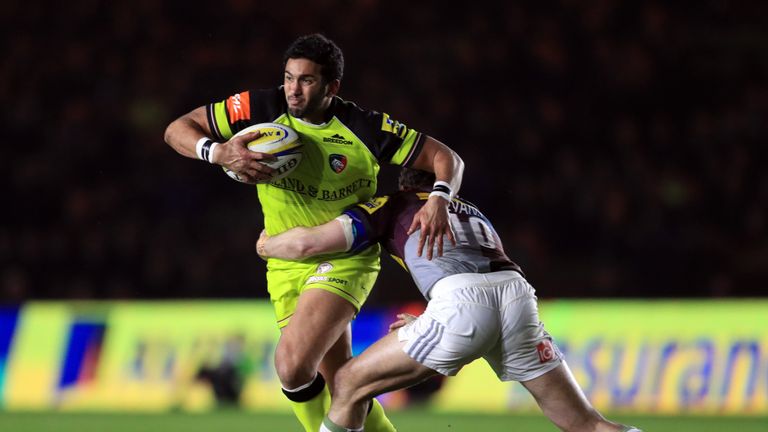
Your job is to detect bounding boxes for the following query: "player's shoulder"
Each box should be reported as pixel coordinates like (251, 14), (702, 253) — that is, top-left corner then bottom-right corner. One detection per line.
(330, 96), (381, 126)
(212, 87), (286, 123)
(216, 87), (284, 109)
(331, 95), (372, 114)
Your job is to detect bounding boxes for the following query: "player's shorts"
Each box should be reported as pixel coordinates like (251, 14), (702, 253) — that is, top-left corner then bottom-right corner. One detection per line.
(398, 270), (563, 382)
(266, 244), (380, 328)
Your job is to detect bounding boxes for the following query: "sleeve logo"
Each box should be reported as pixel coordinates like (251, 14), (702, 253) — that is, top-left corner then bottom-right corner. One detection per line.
(536, 340), (556, 363)
(380, 113), (408, 139)
(358, 196), (389, 214)
(226, 91), (251, 123)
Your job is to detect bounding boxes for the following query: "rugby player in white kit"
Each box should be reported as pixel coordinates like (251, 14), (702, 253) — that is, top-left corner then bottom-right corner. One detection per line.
(257, 168), (642, 432)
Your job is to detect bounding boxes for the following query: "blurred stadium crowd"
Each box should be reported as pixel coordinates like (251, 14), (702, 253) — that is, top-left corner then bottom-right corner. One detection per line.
(3, 1), (767, 302)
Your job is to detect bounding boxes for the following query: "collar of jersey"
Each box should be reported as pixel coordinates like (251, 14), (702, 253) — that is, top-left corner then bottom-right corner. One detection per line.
(291, 115), (336, 129)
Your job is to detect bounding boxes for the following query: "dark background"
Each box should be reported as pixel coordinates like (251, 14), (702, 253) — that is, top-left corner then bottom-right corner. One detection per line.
(3, 1), (767, 303)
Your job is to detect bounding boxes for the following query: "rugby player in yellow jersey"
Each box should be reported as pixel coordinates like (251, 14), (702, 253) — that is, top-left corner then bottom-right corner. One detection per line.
(164, 34), (463, 431)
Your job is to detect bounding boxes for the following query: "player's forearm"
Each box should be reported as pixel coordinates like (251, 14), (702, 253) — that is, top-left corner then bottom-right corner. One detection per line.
(261, 222), (349, 260)
(413, 136), (464, 195)
(261, 228), (315, 260)
(164, 107), (211, 160)
(431, 139), (464, 196)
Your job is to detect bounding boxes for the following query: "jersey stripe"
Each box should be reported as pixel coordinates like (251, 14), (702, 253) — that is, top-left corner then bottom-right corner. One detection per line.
(205, 104), (223, 142)
(213, 101), (234, 139)
(391, 131), (425, 166)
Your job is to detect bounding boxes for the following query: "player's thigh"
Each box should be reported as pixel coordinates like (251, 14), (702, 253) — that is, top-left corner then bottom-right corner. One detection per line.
(487, 281), (562, 381)
(336, 331), (437, 402)
(400, 297), (499, 377)
(266, 263), (306, 328)
(300, 254), (379, 313)
(268, 252), (380, 328)
(278, 256), (378, 364)
(279, 288), (358, 365)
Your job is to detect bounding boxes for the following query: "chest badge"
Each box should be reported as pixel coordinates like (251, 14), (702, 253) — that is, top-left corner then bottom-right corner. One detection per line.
(329, 154), (347, 173)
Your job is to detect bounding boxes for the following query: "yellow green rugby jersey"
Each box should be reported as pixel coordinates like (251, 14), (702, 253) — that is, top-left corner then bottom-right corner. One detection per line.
(206, 87), (425, 240)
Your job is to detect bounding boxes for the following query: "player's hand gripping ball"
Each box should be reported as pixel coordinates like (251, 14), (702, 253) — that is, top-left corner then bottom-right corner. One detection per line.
(223, 123), (303, 183)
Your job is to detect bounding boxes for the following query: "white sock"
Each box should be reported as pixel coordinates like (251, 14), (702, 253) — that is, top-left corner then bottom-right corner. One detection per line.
(320, 425), (362, 431)
(320, 417), (363, 432)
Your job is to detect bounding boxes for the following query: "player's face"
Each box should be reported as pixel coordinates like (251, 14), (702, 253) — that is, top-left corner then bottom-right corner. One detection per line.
(284, 58), (333, 123)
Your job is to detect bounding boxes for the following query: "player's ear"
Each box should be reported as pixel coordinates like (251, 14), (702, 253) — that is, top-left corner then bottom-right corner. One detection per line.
(325, 79), (340, 97)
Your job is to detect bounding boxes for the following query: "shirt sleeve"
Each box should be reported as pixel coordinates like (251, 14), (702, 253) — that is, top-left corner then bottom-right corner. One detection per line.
(376, 113), (426, 167)
(334, 99), (426, 167)
(341, 196), (393, 254)
(205, 88), (287, 141)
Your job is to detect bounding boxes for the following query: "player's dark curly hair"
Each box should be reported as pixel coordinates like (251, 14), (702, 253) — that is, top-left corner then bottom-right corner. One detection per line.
(283, 33), (344, 84)
(398, 167), (435, 191)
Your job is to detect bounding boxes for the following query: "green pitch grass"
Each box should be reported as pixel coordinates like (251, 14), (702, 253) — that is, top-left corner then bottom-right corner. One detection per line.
(1, 410), (766, 431)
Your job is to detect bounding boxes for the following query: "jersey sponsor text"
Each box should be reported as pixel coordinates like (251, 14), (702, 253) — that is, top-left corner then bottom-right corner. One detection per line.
(269, 177), (374, 201)
(323, 133), (353, 145)
(537, 340), (556, 363)
(306, 275), (349, 286)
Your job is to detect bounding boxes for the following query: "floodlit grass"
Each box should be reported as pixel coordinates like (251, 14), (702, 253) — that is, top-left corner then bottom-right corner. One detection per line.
(1, 410), (766, 432)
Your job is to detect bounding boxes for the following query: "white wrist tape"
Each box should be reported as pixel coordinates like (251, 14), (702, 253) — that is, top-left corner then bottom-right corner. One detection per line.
(334, 214), (355, 252)
(195, 137), (219, 163)
(207, 142), (219, 163)
(431, 180), (454, 201)
(428, 190), (452, 201)
(195, 137), (208, 160)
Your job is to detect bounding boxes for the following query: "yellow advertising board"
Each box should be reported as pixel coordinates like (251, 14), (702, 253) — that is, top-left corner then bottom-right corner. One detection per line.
(1, 300), (766, 414)
(2, 302), (285, 411)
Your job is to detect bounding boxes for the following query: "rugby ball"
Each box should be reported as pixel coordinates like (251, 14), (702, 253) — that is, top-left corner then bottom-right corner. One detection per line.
(223, 122), (303, 183)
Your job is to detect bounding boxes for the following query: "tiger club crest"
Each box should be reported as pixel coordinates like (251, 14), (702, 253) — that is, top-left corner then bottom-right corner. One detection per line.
(329, 154), (347, 173)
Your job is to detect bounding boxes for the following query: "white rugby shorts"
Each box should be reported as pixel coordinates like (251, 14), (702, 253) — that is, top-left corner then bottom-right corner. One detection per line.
(398, 270), (562, 382)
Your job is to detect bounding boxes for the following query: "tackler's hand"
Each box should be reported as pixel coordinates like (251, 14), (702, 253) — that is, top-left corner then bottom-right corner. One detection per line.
(256, 229), (270, 260)
(389, 313), (418, 332)
(407, 196), (456, 260)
